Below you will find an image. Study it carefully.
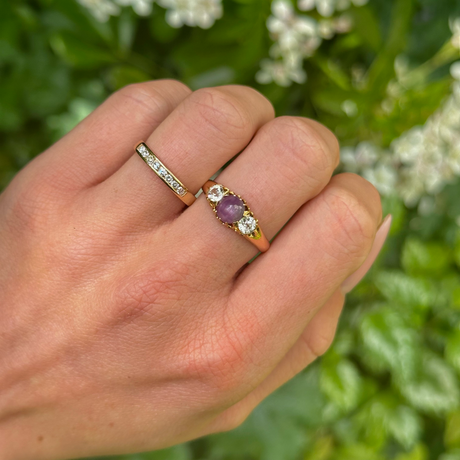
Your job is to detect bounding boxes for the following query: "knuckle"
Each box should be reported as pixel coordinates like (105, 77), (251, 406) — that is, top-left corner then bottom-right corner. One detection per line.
(322, 180), (378, 261)
(114, 80), (187, 124)
(267, 116), (336, 187)
(184, 87), (253, 142)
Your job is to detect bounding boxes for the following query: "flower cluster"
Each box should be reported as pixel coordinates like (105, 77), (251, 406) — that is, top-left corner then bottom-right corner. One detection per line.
(157, 0), (222, 29)
(298, 0), (368, 18)
(77, 0), (154, 20)
(256, 0), (365, 87)
(77, 0), (222, 28)
(341, 63), (460, 209)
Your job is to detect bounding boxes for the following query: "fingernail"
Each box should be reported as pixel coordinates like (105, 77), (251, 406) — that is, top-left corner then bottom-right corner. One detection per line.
(341, 214), (392, 294)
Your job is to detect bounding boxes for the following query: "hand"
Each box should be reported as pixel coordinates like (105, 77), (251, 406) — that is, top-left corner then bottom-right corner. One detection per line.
(0, 80), (386, 460)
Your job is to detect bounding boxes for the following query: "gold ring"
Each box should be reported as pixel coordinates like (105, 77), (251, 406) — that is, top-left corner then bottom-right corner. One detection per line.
(203, 180), (270, 253)
(135, 141), (196, 206)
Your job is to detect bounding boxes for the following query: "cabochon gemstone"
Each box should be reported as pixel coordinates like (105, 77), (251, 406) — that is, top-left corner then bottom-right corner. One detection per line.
(216, 195), (245, 223)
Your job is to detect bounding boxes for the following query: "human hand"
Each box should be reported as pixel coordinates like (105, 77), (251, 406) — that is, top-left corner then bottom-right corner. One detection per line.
(0, 80), (388, 459)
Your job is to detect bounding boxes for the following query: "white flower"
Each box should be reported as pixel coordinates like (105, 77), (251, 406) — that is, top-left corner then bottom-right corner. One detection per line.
(363, 163), (398, 196)
(298, 0), (367, 17)
(158, 0), (222, 28)
(77, 0), (120, 22)
(116, 0), (154, 15)
(256, 58), (306, 86)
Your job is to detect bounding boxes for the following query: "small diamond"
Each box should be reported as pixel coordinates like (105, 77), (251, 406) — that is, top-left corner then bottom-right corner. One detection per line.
(238, 216), (257, 235)
(172, 181), (179, 189)
(177, 187), (185, 195)
(207, 184), (224, 202)
(138, 145), (149, 157)
(153, 161), (160, 170)
(166, 175), (173, 183)
(147, 156), (155, 166)
(159, 168), (167, 177)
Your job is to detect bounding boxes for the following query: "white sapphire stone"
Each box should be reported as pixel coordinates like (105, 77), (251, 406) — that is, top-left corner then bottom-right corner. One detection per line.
(207, 184), (224, 202)
(138, 145), (149, 157)
(153, 161), (160, 170)
(238, 216), (257, 235)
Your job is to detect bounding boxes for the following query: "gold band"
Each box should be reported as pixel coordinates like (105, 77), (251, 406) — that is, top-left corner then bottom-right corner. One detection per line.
(135, 141), (196, 206)
(203, 180), (270, 253)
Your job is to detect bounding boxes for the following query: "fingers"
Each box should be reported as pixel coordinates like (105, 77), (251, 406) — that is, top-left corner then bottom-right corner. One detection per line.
(205, 289), (345, 434)
(20, 80), (192, 193)
(229, 174), (381, 361)
(183, 174), (381, 416)
(178, 116), (340, 280)
(93, 85), (275, 226)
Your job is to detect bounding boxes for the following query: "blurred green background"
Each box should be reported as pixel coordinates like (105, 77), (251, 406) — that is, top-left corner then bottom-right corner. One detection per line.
(2, 0), (460, 459)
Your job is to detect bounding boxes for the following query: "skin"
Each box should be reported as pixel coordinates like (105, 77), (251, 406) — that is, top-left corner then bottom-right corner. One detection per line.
(0, 80), (382, 460)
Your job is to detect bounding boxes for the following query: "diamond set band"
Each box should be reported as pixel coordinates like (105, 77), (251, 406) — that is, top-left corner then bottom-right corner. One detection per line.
(203, 180), (270, 253)
(135, 142), (196, 206)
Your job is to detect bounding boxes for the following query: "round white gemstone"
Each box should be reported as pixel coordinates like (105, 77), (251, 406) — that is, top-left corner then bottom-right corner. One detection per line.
(238, 216), (257, 235)
(153, 161), (160, 170)
(172, 181), (179, 189)
(207, 184), (224, 202)
(166, 175), (173, 183)
(138, 145), (149, 157)
(159, 168), (166, 177)
(177, 187), (185, 195)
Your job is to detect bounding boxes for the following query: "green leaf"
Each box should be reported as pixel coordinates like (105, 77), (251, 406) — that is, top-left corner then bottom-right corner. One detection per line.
(350, 5), (382, 52)
(331, 444), (384, 460)
(394, 444), (429, 460)
(400, 354), (459, 415)
(320, 355), (363, 412)
(445, 411), (460, 449)
(375, 270), (433, 309)
(402, 238), (452, 277)
(439, 450), (460, 460)
(388, 405), (423, 450)
(49, 32), (117, 68)
(446, 331), (460, 375)
(359, 307), (421, 382)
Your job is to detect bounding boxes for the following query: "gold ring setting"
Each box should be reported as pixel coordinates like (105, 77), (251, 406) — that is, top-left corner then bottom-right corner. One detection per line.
(135, 141), (196, 206)
(203, 180), (270, 253)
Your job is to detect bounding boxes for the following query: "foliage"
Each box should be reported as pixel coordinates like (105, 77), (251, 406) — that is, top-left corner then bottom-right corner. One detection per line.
(1, 0), (460, 459)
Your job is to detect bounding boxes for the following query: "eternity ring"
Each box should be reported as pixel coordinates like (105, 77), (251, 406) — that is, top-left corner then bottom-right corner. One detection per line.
(203, 180), (270, 253)
(135, 142), (196, 206)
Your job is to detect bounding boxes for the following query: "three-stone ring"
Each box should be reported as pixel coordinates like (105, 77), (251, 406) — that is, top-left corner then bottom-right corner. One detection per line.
(203, 180), (270, 253)
(135, 142), (196, 206)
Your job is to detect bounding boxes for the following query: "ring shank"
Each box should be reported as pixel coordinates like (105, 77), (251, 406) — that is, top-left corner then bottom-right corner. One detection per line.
(135, 141), (196, 206)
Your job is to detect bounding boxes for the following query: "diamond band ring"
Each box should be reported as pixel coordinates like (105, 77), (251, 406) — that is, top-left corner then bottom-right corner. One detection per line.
(203, 180), (270, 253)
(135, 142), (196, 206)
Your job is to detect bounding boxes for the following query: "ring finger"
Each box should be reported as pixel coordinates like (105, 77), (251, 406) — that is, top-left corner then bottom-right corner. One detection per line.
(91, 85), (275, 227)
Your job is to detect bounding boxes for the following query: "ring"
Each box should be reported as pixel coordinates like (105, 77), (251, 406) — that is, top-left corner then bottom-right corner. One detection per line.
(203, 180), (270, 253)
(135, 142), (196, 206)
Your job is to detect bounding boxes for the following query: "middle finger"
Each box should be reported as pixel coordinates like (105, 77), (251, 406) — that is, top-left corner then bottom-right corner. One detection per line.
(93, 85), (275, 228)
(177, 116), (340, 280)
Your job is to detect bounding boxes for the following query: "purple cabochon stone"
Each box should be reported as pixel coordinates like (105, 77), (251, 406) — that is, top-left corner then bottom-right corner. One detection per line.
(216, 195), (245, 224)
